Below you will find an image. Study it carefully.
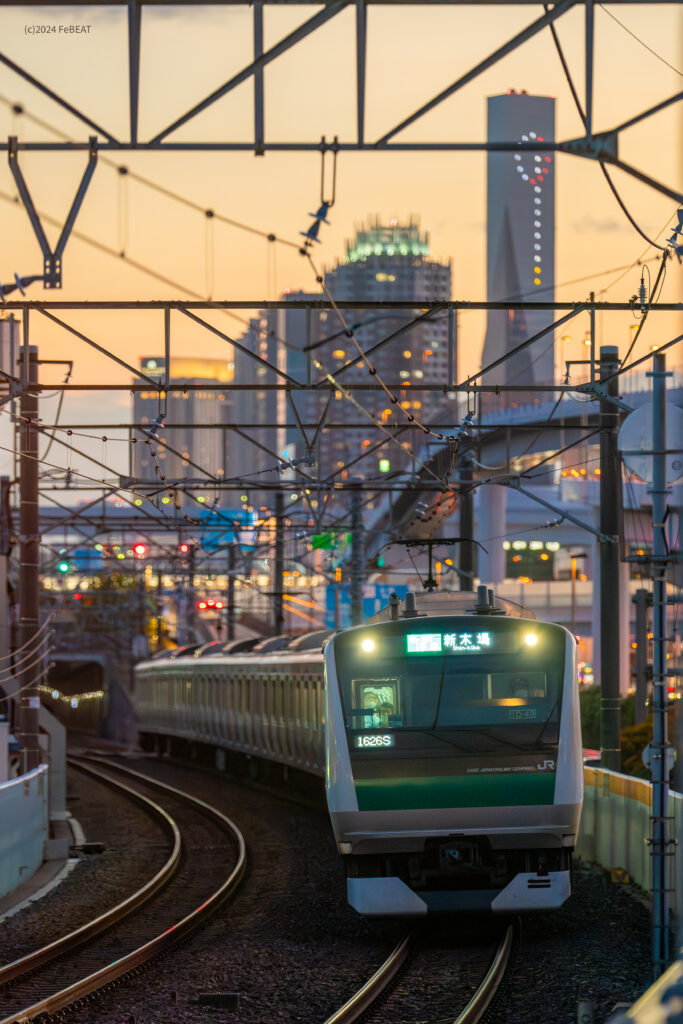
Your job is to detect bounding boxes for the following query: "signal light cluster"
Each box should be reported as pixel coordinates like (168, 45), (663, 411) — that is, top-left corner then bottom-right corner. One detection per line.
(197, 598), (224, 611)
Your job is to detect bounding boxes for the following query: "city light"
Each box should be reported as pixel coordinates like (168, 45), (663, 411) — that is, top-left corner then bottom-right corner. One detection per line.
(524, 633), (538, 646)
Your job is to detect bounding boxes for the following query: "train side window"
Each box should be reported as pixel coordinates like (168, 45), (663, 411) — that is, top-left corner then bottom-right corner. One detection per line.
(350, 678), (400, 729)
(301, 682), (309, 729)
(311, 681), (319, 731)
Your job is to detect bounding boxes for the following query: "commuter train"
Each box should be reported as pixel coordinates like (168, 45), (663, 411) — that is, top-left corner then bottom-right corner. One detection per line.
(134, 588), (583, 916)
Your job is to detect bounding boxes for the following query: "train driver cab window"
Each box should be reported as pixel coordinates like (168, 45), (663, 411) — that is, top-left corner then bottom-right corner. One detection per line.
(349, 678), (401, 730)
(493, 672), (548, 701)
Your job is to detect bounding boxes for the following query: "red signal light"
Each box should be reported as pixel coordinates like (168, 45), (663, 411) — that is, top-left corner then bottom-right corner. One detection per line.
(133, 543), (147, 557)
(74, 593), (82, 600)
(179, 543), (190, 555)
(215, 601), (224, 610)
(197, 601), (207, 610)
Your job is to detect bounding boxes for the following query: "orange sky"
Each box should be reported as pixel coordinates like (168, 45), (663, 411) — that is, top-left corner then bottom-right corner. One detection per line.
(0, 2), (681, 480)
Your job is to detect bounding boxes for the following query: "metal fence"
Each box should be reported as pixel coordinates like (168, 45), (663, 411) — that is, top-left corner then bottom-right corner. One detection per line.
(0, 764), (48, 901)
(578, 767), (681, 919)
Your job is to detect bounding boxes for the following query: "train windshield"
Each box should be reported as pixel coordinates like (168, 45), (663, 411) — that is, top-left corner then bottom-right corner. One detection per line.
(333, 618), (567, 752)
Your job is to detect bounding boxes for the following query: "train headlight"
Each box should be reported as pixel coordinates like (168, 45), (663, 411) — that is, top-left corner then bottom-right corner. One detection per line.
(524, 633), (538, 647)
(361, 638), (375, 653)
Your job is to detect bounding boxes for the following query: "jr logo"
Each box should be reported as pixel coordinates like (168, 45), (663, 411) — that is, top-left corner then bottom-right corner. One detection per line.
(537, 759), (556, 771)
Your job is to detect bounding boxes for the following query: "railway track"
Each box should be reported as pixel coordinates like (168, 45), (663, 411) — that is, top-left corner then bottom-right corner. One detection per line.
(0, 757), (247, 1024)
(322, 921), (517, 1024)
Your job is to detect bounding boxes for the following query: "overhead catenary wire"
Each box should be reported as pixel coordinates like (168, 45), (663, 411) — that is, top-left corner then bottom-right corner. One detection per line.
(2, 404), (219, 525)
(0, 663), (54, 701)
(597, 4), (683, 77)
(0, 635), (53, 683)
(0, 642), (53, 685)
(544, 4), (668, 251)
(0, 615), (52, 662)
(620, 253), (670, 366)
(0, 94), (301, 250)
(0, 95), (675, 544)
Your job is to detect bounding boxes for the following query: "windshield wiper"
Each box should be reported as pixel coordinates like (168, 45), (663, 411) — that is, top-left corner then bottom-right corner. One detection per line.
(531, 699), (559, 747)
(429, 658), (447, 730)
(420, 730), (471, 753)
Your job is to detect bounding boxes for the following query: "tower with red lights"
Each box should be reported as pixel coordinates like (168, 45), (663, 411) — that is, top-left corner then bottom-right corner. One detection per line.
(481, 92), (556, 401)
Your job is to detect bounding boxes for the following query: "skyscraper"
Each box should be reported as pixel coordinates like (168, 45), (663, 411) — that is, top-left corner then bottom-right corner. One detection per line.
(316, 218), (452, 481)
(232, 219), (452, 492)
(132, 356), (233, 502)
(478, 92), (556, 585)
(481, 92), (556, 404)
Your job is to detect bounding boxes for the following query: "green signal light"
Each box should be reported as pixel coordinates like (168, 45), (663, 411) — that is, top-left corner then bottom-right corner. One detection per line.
(58, 561), (70, 573)
(378, 458), (391, 473)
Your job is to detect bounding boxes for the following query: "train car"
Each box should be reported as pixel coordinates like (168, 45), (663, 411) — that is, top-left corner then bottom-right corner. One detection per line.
(325, 588), (582, 915)
(134, 587), (583, 917)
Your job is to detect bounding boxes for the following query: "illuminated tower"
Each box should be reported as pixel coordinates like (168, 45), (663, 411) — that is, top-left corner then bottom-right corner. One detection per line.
(481, 92), (556, 400)
(478, 92), (556, 586)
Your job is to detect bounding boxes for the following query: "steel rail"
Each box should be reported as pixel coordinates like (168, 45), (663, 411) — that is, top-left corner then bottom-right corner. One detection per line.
(0, 758), (182, 986)
(321, 933), (412, 1024)
(454, 922), (516, 1024)
(0, 757), (247, 1024)
(320, 920), (515, 1024)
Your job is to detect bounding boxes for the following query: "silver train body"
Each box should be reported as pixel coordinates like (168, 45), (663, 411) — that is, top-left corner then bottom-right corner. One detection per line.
(134, 591), (583, 916)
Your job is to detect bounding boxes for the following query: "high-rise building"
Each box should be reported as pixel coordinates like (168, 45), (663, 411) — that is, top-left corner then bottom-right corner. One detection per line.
(132, 356), (233, 501)
(315, 218), (452, 482)
(231, 219), (452, 496)
(478, 92), (556, 585)
(481, 92), (556, 405)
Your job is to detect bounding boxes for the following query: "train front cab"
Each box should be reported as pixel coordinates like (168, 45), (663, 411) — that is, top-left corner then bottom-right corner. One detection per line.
(324, 612), (582, 916)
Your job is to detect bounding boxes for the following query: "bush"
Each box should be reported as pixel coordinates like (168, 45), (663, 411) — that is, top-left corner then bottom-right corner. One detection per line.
(580, 688), (678, 783)
(579, 686), (602, 749)
(620, 718), (652, 779)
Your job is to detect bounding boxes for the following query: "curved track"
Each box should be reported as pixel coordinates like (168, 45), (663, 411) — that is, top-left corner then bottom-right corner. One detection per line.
(322, 922), (516, 1024)
(0, 757), (247, 1024)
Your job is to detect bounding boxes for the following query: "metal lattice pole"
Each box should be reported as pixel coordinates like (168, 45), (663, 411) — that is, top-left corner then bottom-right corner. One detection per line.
(599, 345), (622, 772)
(649, 350), (672, 979)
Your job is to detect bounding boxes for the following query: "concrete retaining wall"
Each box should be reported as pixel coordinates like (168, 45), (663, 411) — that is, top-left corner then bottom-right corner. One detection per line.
(578, 767), (681, 917)
(0, 765), (49, 900)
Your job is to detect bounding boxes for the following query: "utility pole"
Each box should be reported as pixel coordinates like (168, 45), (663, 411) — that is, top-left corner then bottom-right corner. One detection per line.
(273, 491), (284, 634)
(226, 544), (235, 641)
(649, 350), (673, 979)
(632, 588), (650, 726)
(0, 477), (11, 666)
(350, 484), (364, 625)
(459, 454), (474, 591)
(156, 564), (163, 652)
(187, 542), (196, 640)
(598, 345), (621, 772)
(17, 343), (40, 771)
(570, 552), (587, 638)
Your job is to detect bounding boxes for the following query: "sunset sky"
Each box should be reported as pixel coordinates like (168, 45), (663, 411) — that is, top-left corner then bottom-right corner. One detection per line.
(0, 2), (681, 482)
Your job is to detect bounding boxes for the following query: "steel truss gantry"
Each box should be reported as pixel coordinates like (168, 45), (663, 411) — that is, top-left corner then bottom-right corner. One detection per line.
(1, 1), (681, 285)
(1, 298), (680, 506)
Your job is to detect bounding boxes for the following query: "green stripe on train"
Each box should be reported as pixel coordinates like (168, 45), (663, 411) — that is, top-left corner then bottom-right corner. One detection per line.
(355, 773), (557, 811)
